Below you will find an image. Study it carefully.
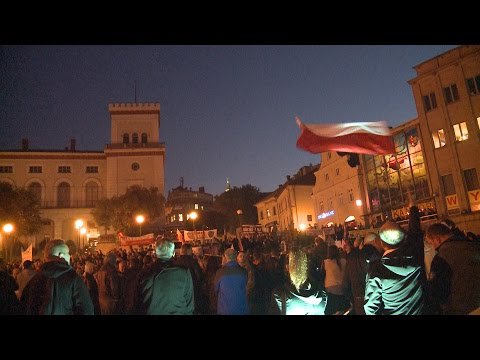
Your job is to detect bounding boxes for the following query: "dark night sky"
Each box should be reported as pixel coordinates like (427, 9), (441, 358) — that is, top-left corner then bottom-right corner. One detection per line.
(0, 45), (456, 196)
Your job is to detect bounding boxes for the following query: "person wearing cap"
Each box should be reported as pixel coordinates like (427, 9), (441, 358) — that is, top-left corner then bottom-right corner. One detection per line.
(134, 238), (194, 315)
(364, 206), (427, 315)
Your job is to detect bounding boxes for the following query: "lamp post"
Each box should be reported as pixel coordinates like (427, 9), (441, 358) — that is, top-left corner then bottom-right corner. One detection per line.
(189, 211), (198, 240)
(74, 219), (84, 250)
(2, 223), (14, 262)
(236, 209), (243, 226)
(135, 215), (145, 236)
(80, 227), (87, 250)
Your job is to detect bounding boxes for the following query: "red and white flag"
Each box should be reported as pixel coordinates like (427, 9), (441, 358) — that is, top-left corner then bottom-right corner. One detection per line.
(295, 116), (395, 155)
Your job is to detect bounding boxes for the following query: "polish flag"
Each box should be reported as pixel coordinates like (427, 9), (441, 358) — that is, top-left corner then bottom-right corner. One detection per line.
(296, 116), (395, 155)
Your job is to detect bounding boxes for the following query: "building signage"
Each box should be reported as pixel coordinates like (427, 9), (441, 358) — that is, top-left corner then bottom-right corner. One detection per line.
(468, 189), (480, 212)
(445, 194), (459, 210)
(317, 210), (334, 219)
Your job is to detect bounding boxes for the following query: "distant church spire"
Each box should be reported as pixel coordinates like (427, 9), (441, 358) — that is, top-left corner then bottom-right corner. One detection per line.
(225, 178), (231, 192)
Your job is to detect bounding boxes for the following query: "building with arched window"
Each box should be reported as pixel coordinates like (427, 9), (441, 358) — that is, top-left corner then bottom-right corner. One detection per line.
(0, 102), (165, 243)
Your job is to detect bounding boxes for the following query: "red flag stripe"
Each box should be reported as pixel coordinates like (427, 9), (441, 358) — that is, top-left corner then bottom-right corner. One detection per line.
(296, 125), (395, 155)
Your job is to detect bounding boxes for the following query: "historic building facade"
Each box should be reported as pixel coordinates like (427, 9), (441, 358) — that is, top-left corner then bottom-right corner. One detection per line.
(408, 45), (480, 232)
(312, 151), (367, 229)
(255, 164), (319, 233)
(0, 102), (165, 244)
(164, 184), (214, 231)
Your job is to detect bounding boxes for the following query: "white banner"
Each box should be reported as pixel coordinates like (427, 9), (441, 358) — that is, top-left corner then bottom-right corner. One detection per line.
(183, 229), (217, 241)
(21, 244), (32, 263)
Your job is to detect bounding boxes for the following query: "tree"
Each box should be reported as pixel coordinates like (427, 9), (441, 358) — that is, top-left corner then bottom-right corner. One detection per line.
(91, 186), (165, 236)
(212, 184), (264, 234)
(0, 182), (43, 236)
(0, 182), (43, 260)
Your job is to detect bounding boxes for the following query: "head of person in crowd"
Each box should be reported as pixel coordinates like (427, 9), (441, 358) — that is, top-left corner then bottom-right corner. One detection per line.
(23, 260), (33, 270)
(288, 249), (308, 291)
(180, 243), (193, 256)
(104, 251), (117, 267)
(223, 248), (237, 264)
(44, 239), (71, 265)
(155, 239), (175, 262)
(379, 221), (405, 250)
(84, 261), (95, 275)
(440, 218), (457, 231)
(117, 259), (127, 273)
(252, 251), (263, 266)
(236, 250), (247, 267)
(425, 223), (452, 250)
(341, 238), (353, 254)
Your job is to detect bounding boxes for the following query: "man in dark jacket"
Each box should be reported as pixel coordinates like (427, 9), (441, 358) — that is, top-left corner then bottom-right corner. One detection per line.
(364, 206), (427, 315)
(134, 238), (194, 315)
(21, 239), (94, 315)
(0, 259), (21, 315)
(425, 223), (480, 315)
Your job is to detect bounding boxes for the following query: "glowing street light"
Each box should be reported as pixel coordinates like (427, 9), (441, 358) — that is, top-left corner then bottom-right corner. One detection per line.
(355, 199), (363, 207)
(136, 215), (145, 236)
(189, 211), (198, 240)
(2, 223), (14, 261)
(75, 219), (84, 249)
(80, 227), (87, 249)
(299, 223), (306, 231)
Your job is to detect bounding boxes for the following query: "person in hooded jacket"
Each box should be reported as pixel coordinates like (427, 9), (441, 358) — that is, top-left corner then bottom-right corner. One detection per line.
(364, 205), (427, 315)
(20, 239), (94, 315)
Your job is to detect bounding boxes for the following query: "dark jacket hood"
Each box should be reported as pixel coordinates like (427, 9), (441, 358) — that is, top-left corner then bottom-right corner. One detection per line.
(41, 259), (73, 279)
(381, 248), (418, 276)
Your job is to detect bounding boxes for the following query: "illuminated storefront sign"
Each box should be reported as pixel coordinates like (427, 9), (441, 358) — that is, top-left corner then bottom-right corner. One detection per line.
(317, 210), (334, 219)
(468, 189), (480, 212)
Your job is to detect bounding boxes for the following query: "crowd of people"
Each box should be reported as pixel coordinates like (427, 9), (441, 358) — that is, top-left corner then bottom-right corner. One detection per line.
(1, 208), (479, 315)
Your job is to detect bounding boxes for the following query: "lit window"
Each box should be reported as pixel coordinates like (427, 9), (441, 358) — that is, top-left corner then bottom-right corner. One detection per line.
(432, 129), (446, 148)
(477, 116), (480, 130)
(195, 203), (199, 210)
(453, 122), (469, 142)
(267, 209), (271, 218)
(307, 215), (312, 222)
(179, 214), (183, 222)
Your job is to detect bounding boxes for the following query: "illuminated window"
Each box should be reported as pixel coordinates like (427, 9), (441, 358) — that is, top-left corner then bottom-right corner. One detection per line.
(195, 203), (199, 210)
(266, 209), (271, 218)
(444, 84), (459, 104)
(466, 75), (480, 96)
(453, 122), (469, 142)
(432, 129), (446, 148)
(179, 214), (183, 222)
(477, 116), (480, 130)
(423, 92), (437, 112)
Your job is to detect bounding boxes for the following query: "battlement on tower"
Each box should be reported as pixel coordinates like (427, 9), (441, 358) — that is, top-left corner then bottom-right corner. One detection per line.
(108, 103), (160, 112)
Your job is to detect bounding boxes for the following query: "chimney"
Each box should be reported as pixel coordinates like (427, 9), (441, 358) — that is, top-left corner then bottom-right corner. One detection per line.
(286, 175), (291, 182)
(22, 138), (29, 151)
(199, 186), (205, 193)
(70, 138), (76, 152)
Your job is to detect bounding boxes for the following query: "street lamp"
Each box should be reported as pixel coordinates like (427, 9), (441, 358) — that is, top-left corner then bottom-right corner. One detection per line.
(236, 209), (243, 226)
(189, 211), (198, 240)
(80, 227), (87, 250)
(75, 219), (84, 250)
(2, 223), (14, 262)
(299, 223), (306, 232)
(136, 215), (145, 236)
